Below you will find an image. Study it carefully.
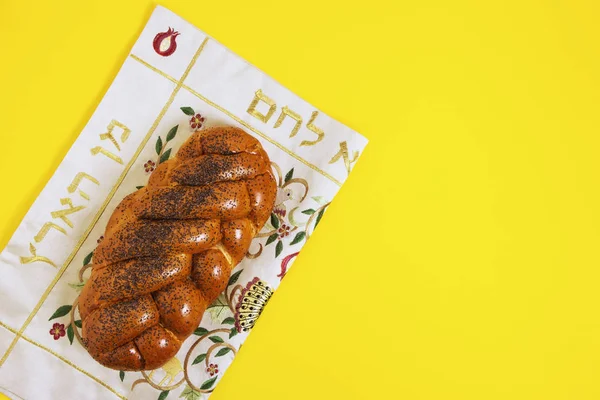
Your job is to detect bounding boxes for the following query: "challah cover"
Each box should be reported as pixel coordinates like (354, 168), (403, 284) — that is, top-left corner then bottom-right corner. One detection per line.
(0, 5), (368, 400)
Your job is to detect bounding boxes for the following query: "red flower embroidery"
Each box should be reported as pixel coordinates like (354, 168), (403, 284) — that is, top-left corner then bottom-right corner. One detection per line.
(97, 235), (104, 244)
(206, 363), (219, 376)
(49, 323), (66, 340)
(190, 113), (205, 131)
(278, 224), (291, 239)
(144, 160), (156, 173)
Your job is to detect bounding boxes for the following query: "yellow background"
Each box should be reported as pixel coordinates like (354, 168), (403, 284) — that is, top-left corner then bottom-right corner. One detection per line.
(1, 0), (600, 399)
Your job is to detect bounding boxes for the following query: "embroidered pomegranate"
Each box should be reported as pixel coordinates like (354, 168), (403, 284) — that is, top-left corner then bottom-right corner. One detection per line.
(153, 27), (180, 57)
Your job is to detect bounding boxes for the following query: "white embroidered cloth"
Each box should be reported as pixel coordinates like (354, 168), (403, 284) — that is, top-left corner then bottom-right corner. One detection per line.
(0, 6), (367, 400)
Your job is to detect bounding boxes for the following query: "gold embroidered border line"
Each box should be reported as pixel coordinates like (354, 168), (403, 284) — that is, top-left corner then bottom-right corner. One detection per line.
(0, 38), (210, 377)
(0, 321), (125, 400)
(130, 54), (179, 85)
(128, 54), (344, 187)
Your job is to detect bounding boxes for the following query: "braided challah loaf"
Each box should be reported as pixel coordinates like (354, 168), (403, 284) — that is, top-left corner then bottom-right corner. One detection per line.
(78, 126), (277, 371)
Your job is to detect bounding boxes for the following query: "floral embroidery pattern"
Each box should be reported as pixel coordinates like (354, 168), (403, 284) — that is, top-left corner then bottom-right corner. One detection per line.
(190, 114), (205, 131)
(49, 323), (66, 340)
(248, 165), (330, 277)
(181, 107), (205, 131)
(49, 108), (330, 400)
(140, 106), (206, 176)
(154, 126), (177, 166)
(278, 224), (291, 239)
(278, 252), (299, 279)
(144, 160), (156, 173)
(206, 363), (219, 377)
(234, 278), (273, 332)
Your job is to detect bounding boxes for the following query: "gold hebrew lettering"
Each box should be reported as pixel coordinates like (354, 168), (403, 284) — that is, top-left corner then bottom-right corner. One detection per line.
(34, 222), (67, 243)
(99, 119), (131, 150)
(111, 119), (130, 142)
(274, 106), (302, 138)
(50, 198), (85, 228)
(100, 132), (120, 151)
(19, 243), (57, 268)
(303, 111), (325, 146)
(247, 89), (276, 123)
(67, 172), (99, 201)
(329, 141), (359, 175)
(90, 146), (123, 164)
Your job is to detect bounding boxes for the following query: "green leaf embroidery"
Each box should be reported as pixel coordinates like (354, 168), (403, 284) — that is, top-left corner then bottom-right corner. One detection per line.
(68, 282), (85, 292)
(215, 347), (231, 357)
(49, 305), (72, 320)
(222, 317), (235, 325)
(158, 390), (169, 400)
(179, 385), (201, 400)
(83, 251), (93, 266)
(67, 324), (74, 345)
(180, 107), (195, 116)
(265, 233), (278, 246)
(200, 376), (218, 390)
(209, 336), (224, 343)
(119, 370), (125, 382)
(192, 353), (207, 365)
(156, 137), (163, 155)
(275, 240), (283, 257)
(228, 270), (243, 286)
(229, 327), (238, 338)
(270, 213), (280, 229)
(290, 231), (306, 245)
(312, 196), (328, 205)
(159, 148), (172, 164)
(179, 385), (200, 400)
(207, 293), (230, 322)
(194, 327), (209, 336)
(315, 208), (325, 228)
(302, 209), (316, 215)
(166, 125), (178, 142)
(284, 168), (294, 182)
(136, 185), (145, 190)
(74, 319), (82, 328)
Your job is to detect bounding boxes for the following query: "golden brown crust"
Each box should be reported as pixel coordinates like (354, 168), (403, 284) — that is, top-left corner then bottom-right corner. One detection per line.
(78, 254), (192, 319)
(80, 126), (276, 371)
(152, 279), (207, 340)
(132, 181), (251, 220)
(94, 219), (222, 266)
(191, 250), (231, 302)
(171, 153), (268, 186)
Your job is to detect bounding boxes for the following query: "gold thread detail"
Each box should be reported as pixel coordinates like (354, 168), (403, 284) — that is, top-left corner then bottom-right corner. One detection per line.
(50, 198), (86, 229)
(182, 84), (343, 186)
(78, 190), (91, 201)
(329, 140), (359, 175)
(34, 222), (67, 243)
(128, 53), (343, 186)
(67, 172), (99, 201)
(103, 119), (131, 145)
(247, 89), (276, 123)
(0, 37), (210, 368)
(100, 132), (120, 151)
(129, 54), (179, 85)
(90, 146), (124, 164)
(304, 111), (325, 146)
(274, 106), (302, 138)
(19, 243), (57, 268)
(0, 321), (125, 400)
